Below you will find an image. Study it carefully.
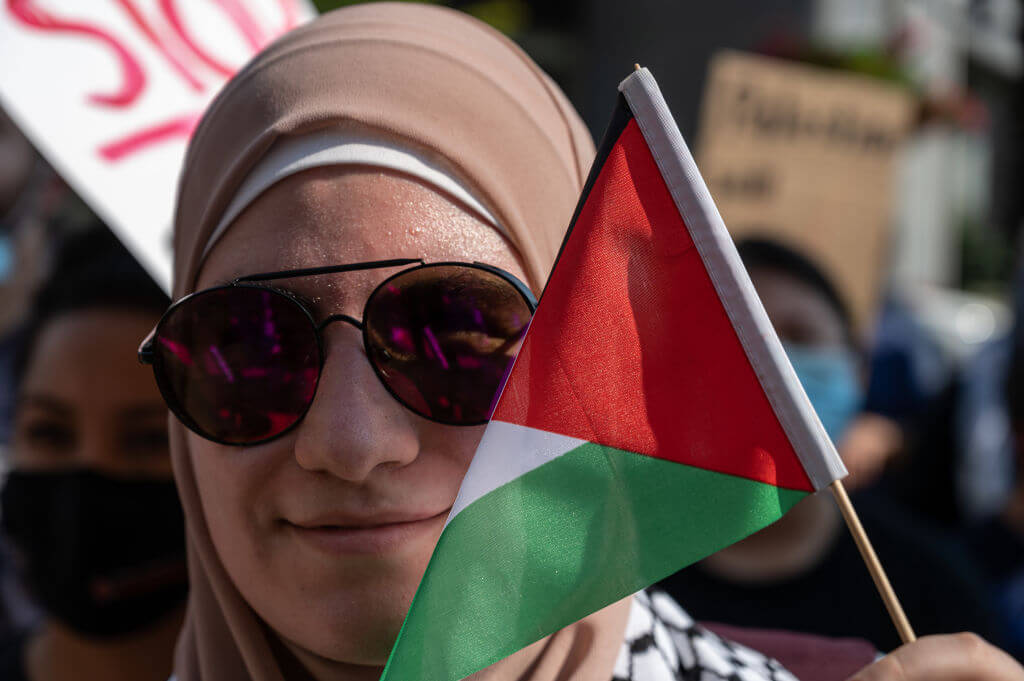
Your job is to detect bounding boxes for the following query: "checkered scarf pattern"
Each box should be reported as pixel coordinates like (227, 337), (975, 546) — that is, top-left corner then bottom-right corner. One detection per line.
(614, 591), (800, 681)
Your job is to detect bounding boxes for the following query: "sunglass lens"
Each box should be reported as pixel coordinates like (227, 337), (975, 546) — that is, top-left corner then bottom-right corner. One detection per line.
(153, 287), (320, 444)
(364, 265), (532, 425)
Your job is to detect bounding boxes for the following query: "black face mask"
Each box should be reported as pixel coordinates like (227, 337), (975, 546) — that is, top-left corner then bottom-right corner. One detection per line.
(1, 469), (188, 638)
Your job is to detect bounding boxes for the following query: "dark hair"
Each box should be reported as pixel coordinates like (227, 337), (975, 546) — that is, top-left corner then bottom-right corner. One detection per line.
(12, 226), (169, 391)
(735, 236), (855, 348)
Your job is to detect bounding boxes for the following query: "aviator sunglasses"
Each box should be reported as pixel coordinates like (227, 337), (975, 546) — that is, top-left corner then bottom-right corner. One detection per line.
(138, 259), (536, 445)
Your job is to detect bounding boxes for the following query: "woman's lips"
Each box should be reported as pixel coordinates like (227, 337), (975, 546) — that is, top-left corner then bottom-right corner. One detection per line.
(284, 509), (451, 555)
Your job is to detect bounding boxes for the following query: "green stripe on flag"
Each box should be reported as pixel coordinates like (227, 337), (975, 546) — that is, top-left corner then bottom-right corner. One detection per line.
(382, 442), (808, 681)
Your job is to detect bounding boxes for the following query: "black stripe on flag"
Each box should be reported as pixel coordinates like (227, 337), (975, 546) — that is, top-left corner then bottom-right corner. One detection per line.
(539, 94), (635, 303)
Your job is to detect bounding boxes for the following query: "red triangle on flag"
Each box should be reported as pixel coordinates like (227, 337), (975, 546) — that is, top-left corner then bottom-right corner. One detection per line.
(492, 117), (814, 493)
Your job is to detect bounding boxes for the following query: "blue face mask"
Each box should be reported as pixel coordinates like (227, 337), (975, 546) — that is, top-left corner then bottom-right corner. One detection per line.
(784, 343), (862, 442)
(0, 235), (12, 283)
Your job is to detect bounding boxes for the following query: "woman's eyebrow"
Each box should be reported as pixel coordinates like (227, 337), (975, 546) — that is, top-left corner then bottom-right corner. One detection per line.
(256, 283), (321, 315)
(19, 393), (72, 415)
(200, 279), (320, 307)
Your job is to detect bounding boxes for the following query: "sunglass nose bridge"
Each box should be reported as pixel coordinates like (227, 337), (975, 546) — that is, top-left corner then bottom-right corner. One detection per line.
(319, 314), (363, 332)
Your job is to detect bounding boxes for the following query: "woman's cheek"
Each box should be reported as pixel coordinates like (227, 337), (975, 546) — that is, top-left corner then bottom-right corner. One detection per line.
(408, 423), (488, 503)
(186, 433), (282, 566)
(421, 422), (487, 472)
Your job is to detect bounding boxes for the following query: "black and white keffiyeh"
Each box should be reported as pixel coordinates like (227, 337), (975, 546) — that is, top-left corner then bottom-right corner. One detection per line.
(614, 591), (799, 681)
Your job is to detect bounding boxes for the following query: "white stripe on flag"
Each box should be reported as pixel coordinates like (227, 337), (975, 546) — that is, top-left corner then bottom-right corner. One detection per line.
(445, 421), (587, 529)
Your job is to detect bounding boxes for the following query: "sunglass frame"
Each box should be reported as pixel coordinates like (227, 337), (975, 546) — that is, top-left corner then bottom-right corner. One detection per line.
(139, 259), (537, 446)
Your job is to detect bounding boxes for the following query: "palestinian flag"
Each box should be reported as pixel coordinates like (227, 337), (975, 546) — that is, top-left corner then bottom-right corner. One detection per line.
(381, 68), (847, 681)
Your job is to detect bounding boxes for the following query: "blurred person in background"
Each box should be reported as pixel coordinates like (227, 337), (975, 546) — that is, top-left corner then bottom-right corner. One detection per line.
(0, 106), (46, 443)
(0, 106), (53, 646)
(0, 227), (186, 681)
(0, 106), (99, 441)
(967, 288), (1024, 662)
(658, 237), (999, 653)
(881, 267), (1024, 532)
(0, 105), (127, 646)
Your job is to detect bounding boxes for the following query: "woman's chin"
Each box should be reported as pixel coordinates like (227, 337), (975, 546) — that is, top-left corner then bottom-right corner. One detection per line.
(274, 587), (415, 667)
(251, 544), (433, 668)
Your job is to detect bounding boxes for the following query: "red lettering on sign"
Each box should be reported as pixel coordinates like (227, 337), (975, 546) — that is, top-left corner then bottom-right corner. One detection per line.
(159, 0), (233, 77)
(211, 0), (267, 51)
(276, 0), (300, 32)
(7, 0), (146, 108)
(159, 0), (299, 78)
(6, 0), (306, 161)
(114, 0), (205, 91)
(97, 111), (201, 161)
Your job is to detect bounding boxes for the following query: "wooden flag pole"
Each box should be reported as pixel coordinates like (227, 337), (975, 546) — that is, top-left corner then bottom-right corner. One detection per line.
(829, 479), (917, 644)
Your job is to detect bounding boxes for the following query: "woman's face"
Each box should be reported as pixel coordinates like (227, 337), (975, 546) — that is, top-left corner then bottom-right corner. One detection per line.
(749, 264), (862, 445)
(12, 308), (170, 476)
(746, 266), (845, 350)
(191, 167), (529, 665)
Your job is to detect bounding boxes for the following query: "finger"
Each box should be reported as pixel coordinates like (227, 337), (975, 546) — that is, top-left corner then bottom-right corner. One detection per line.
(846, 633), (1024, 681)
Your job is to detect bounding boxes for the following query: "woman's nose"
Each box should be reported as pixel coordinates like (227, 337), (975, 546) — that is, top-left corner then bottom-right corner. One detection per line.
(79, 434), (118, 473)
(292, 324), (419, 482)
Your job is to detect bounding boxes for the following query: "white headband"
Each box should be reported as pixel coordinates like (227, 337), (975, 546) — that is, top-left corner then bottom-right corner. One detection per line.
(201, 131), (501, 260)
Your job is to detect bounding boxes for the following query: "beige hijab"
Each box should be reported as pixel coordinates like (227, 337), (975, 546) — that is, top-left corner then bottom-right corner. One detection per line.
(170, 4), (630, 680)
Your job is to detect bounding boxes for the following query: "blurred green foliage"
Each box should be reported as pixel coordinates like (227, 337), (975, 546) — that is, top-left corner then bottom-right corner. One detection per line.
(960, 216), (1014, 294)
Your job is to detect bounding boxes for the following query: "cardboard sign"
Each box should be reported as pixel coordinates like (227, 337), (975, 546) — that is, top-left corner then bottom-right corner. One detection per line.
(0, 0), (315, 292)
(697, 51), (916, 329)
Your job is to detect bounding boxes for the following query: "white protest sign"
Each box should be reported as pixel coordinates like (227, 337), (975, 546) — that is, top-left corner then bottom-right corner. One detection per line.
(0, 0), (315, 292)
